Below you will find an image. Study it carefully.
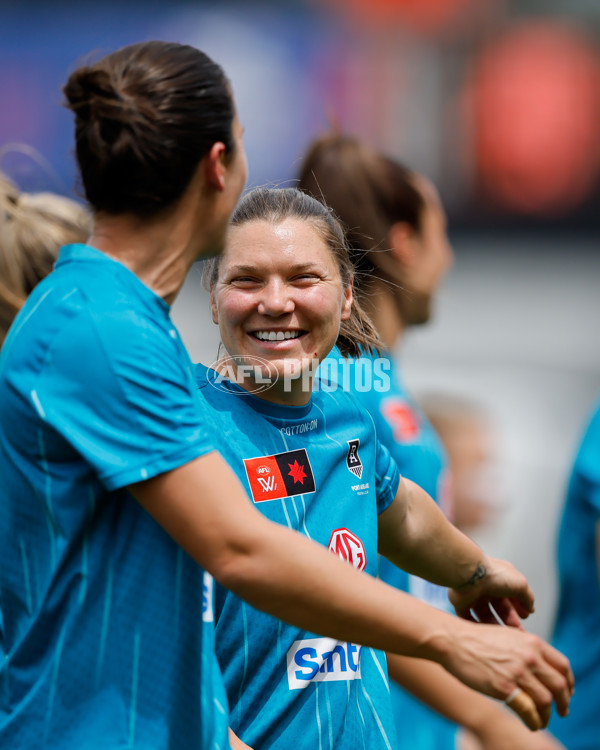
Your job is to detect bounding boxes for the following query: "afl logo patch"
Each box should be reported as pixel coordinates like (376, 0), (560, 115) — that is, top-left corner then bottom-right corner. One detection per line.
(346, 439), (363, 479)
(243, 448), (316, 503)
(328, 528), (367, 571)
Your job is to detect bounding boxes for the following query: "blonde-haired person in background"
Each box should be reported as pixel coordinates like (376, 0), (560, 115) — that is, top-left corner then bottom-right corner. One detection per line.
(0, 170), (91, 345)
(299, 132), (565, 750)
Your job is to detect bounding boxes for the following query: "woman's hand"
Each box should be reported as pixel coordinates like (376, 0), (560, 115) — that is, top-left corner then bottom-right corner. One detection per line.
(437, 619), (574, 730)
(448, 557), (535, 629)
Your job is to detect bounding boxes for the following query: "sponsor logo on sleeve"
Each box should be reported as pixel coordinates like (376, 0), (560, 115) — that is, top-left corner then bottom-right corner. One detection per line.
(243, 448), (316, 503)
(286, 637), (362, 690)
(328, 528), (367, 571)
(346, 438), (363, 478)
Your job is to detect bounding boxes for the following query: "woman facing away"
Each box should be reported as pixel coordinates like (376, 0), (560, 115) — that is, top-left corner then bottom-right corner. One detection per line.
(298, 132), (565, 750)
(0, 170), (91, 346)
(0, 42), (572, 748)
(198, 186), (571, 749)
(549, 394), (600, 750)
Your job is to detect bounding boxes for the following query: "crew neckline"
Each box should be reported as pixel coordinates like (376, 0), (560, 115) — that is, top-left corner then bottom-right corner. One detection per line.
(206, 368), (314, 420)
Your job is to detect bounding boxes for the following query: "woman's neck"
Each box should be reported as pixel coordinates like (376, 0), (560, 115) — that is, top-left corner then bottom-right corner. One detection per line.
(88, 171), (223, 306)
(362, 276), (406, 351)
(89, 212), (195, 306)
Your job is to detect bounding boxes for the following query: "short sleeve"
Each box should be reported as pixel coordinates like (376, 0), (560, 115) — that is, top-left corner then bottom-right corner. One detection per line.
(374, 439), (400, 515)
(35, 307), (213, 490)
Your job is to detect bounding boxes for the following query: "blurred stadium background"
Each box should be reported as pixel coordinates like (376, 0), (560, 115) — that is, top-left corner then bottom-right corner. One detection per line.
(2, 0), (599, 638)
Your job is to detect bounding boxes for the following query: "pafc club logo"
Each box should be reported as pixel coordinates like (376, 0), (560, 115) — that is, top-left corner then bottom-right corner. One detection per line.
(346, 439), (363, 479)
(243, 449), (316, 503)
(328, 528), (367, 571)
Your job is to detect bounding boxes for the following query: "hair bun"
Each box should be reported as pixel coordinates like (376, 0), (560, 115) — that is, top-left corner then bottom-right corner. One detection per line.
(64, 68), (125, 126)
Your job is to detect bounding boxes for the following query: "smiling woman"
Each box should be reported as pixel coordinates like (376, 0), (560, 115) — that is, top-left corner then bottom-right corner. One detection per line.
(195, 187), (573, 749)
(202, 187), (380, 405)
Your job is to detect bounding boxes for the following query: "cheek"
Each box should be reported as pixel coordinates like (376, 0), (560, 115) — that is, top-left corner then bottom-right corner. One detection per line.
(215, 292), (251, 331)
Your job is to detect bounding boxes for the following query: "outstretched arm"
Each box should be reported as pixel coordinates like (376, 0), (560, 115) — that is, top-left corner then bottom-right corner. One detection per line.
(129, 452), (573, 725)
(377, 477), (534, 628)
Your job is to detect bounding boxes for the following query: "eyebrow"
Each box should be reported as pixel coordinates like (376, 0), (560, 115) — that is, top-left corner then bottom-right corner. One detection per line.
(227, 262), (321, 274)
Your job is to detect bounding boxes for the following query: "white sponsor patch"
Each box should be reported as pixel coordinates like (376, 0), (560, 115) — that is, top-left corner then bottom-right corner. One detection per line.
(202, 571), (214, 623)
(286, 637), (362, 690)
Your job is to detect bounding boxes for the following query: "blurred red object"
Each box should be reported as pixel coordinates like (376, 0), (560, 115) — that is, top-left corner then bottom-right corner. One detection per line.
(464, 22), (600, 216)
(322, 0), (481, 35)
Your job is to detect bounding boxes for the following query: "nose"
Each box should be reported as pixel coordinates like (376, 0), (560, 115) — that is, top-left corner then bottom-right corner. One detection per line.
(257, 278), (295, 316)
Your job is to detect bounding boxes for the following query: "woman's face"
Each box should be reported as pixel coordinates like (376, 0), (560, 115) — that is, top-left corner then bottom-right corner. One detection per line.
(392, 177), (453, 327)
(211, 217), (352, 405)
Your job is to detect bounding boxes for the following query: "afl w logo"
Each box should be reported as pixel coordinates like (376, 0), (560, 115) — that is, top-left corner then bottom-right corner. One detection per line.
(257, 475), (277, 493)
(243, 448), (316, 503)
(328, 528), (367, 571)
(346, 439), (363, 479)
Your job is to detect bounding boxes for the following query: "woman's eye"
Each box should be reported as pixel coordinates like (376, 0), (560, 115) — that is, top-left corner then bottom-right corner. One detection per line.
(293, 274), (319, 283)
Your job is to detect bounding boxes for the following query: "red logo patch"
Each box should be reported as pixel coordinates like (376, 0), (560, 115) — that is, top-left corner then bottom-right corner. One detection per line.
(243, 448), (316, 503)
(328, 528), (367, 571)
(381, 398), (420, 441)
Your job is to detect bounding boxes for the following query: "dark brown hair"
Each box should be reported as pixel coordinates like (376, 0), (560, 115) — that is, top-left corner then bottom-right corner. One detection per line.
(63, 41), (235, 216)
(297, 133), (425, 278)
(203, 187), (382, 358)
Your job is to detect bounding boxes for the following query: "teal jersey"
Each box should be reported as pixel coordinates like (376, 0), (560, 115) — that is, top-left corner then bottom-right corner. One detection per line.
(0, 245), (228, 749)
(550, 397), (600, 750)
(195, 363), (400, 750)
(321, 349), (458, 750)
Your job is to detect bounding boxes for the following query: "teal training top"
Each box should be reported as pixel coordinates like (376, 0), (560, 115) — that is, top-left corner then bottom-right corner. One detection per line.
(196, 362), (400, 750)
(321, 348), (458, 750)
(550, 396), (600, 750)
(0, 245), (229, 749)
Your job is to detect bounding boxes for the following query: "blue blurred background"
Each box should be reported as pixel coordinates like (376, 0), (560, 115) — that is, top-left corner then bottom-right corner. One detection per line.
(2, 0), (599, 637)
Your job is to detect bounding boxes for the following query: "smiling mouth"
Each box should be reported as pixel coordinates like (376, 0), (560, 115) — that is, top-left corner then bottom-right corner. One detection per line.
(250, 330), (305, 342)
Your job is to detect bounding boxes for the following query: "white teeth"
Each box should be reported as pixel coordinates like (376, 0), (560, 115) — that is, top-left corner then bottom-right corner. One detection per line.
(255, 330), (301, 341)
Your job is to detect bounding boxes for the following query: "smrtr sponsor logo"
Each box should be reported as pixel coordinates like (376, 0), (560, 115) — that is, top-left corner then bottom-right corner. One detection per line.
(286, 637), (362, 690)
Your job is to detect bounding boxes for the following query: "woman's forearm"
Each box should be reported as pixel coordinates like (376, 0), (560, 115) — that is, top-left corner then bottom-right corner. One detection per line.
(377, 477), (490, 589)
(130, 452), (573, 720)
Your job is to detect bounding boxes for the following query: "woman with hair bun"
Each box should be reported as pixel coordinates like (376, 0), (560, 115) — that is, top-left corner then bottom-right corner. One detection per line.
(0, 43), (572, 750)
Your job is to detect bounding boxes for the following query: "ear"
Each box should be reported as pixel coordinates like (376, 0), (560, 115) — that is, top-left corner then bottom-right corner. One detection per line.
(203, 142), (228, 191)
(341, 276), (353, 321)
(387, 221), (417, 266)
(210, 285), (219, 325)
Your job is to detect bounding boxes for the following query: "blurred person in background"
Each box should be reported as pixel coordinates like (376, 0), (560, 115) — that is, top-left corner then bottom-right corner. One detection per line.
(0, 39), (572, 750)
(298, 132), (565, 750)
(0, 170), (91, 345)
(420, 392), (500, 534)
(549, 395), (600, 750)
